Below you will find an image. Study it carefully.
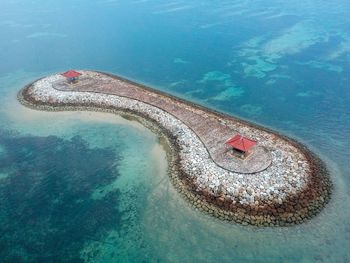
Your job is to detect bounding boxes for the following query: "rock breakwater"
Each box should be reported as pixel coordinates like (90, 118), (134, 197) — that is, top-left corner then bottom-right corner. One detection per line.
(18, 71), (332, 226)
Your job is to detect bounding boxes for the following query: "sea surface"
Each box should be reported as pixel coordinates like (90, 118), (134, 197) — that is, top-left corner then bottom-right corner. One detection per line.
(0, 0), (349, 262)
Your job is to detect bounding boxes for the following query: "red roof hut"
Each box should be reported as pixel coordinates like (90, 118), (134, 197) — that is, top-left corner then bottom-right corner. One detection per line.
(225, 134), (257, 156)
(61, 70), (82, 83)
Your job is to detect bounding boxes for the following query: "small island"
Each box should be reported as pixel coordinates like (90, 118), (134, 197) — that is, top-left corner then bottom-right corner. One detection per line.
(18, 70), (332, 226)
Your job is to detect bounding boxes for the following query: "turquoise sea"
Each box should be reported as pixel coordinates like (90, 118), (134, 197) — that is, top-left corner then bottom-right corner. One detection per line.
(0, 0), (349, 262)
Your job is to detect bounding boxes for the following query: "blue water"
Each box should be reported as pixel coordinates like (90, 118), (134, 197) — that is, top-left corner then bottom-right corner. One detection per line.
(0, 0), (350, 262)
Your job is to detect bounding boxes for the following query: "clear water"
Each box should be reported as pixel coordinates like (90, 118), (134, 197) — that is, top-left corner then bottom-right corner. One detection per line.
(0, 0), (349, 262)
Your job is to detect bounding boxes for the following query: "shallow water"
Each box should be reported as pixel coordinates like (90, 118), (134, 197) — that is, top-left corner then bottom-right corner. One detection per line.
(0, 0), (350, 262)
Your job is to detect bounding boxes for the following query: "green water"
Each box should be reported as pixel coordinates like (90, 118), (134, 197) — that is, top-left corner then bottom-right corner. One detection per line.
(1, 0), (350, 262)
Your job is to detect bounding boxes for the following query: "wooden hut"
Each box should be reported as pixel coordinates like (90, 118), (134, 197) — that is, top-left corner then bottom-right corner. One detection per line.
(225, 134), (257, 158)
(61, 70), (82, 83)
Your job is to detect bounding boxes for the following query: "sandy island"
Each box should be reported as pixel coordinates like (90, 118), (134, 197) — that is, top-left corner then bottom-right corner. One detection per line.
(18, 70), (332, 226)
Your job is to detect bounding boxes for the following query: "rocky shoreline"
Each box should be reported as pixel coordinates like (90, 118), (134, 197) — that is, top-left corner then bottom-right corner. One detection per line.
(18, 71), (332, 226)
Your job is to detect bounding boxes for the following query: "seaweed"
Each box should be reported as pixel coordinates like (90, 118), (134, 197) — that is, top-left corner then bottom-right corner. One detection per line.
(0, 132), (123, 262)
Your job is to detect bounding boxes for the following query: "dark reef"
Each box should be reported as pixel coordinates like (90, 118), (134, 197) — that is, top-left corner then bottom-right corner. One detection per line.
(0, 132), (123, 262)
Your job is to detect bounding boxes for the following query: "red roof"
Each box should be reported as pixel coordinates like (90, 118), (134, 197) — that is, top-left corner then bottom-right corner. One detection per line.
(61, 70), (82, 78)
(225, 134), (257, 152)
